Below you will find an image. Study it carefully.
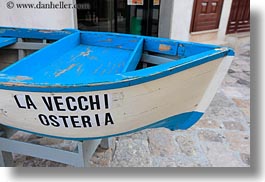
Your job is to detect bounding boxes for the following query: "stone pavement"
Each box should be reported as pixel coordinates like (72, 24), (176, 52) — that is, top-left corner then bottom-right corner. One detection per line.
(11, 36), (250, 167)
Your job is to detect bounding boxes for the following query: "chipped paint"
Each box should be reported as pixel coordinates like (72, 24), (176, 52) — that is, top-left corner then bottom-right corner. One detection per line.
(129, 39), (138, 43)
(0, 27), (234, 94)
(2, 82), (29, 87)
(77, 65), (83, 73)
(159, 44), (171, 51)
(38, 29), (71, 35)
(101, 38), (113, 42)
(80, 48), (92, 56)
(214, 47), (229, 52)
(15, 76), (32, 81)
(93, 64), (104, 74)
(55, 64), (76, 77)
(38, 30), (57, 33)
(0, 57), (224, 139)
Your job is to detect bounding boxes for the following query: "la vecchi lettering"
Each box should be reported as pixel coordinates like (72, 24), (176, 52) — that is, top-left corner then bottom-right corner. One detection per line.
(14, 94), (115, 128)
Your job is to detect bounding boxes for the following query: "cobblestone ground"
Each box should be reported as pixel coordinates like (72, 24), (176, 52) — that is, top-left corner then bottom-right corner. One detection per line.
(12, 37), (250, 167)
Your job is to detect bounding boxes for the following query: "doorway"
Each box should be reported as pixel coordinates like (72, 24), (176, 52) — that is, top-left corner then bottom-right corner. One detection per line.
(226, 0), (250, 34)
(76, 0), (160, 36)
(190, 0), (224, 32)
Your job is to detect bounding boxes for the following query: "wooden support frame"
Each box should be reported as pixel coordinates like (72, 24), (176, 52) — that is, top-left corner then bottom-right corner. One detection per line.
(4, 41), (50, 51)
(0, 125), (111, 167)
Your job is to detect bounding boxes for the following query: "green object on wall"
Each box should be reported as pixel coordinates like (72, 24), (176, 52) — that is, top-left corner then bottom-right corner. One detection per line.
(130, 17), (142, 35)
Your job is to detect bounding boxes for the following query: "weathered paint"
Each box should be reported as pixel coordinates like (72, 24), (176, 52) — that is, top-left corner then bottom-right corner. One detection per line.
(0, 27), (234, 139)
(0, 27), (74, 40)
(0, 48), (233, 92)
(0, 59), (222, 139)
(1, 31), (145, 82)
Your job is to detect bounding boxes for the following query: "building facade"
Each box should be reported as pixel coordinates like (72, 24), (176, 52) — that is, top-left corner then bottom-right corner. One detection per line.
(0, 0), (250, 43)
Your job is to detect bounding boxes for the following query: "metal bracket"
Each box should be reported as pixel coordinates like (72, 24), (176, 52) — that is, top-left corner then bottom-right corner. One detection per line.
(177, 43), (185, 57)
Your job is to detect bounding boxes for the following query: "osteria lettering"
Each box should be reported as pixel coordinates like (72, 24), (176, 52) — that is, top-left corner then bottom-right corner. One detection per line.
(13, 93), (115, 128)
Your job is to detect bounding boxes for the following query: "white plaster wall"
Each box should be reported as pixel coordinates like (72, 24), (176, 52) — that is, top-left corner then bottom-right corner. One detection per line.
(169, 0), (194, 41)
(0, 0), (76, 29)
(218, 0), (233, 40)
(169, 0), (233, 42)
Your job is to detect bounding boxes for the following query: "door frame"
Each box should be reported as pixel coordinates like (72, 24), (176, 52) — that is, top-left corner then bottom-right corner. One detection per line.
(190, 0), (224, 33)
(226, 0), (250, 34)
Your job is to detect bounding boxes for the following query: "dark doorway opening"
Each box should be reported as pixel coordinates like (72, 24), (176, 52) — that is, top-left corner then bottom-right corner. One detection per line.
(76, 0), (160, 36)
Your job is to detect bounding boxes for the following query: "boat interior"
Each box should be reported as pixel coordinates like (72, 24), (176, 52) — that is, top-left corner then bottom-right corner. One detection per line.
(0, 27), (223, 85)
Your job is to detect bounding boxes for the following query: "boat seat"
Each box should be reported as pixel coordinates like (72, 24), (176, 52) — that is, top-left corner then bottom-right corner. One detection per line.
(1, 32), (144, 84)
(0, 37), (16, 48)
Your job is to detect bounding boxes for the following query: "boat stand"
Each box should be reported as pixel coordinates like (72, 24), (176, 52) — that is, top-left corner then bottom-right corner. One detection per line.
(0, 125), (112, 167)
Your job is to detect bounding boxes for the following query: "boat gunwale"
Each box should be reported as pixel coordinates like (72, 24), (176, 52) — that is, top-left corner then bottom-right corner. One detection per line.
(0, 27), (234, 92)
(0, 48), (234, 92)
(0, 26), (76, 40)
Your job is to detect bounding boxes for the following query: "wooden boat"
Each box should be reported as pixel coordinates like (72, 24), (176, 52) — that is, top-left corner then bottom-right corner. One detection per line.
(0, 27), (234, 140)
